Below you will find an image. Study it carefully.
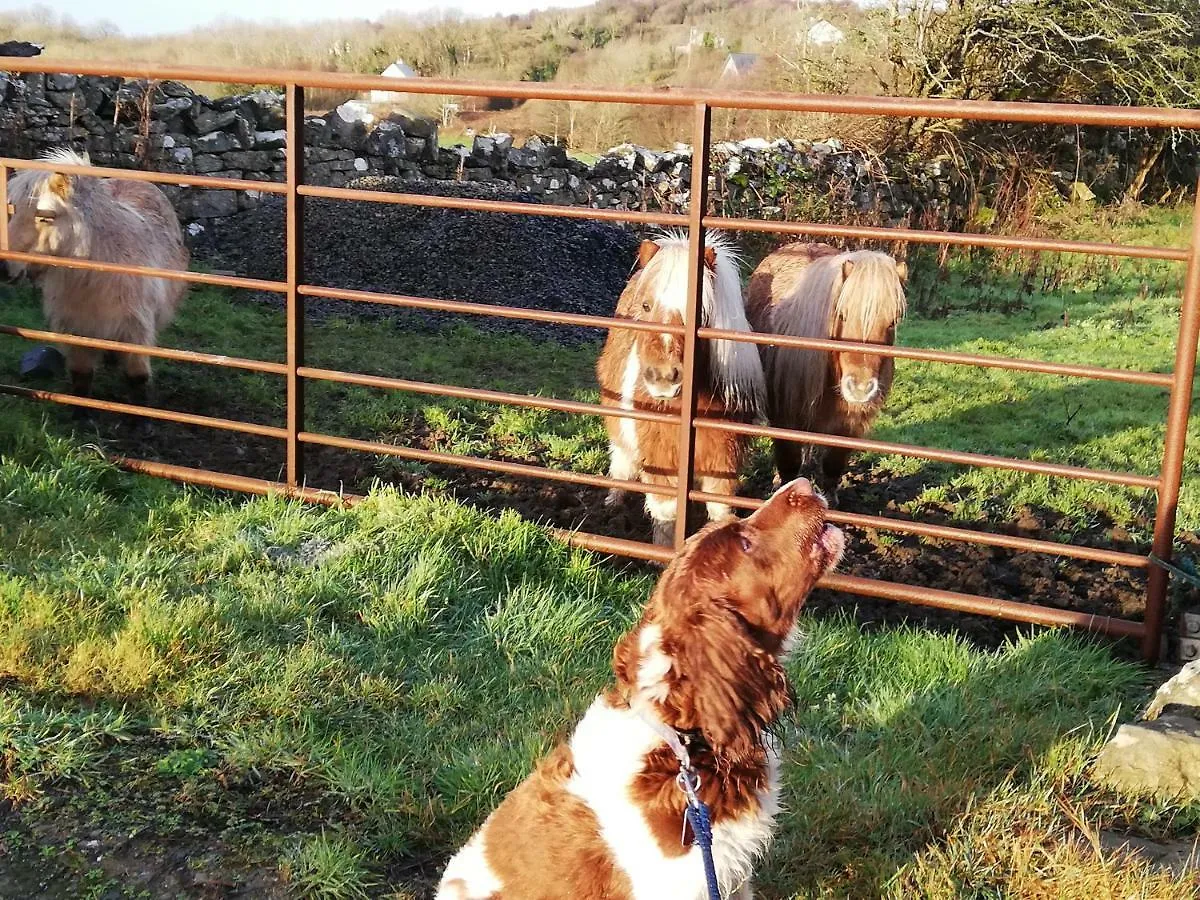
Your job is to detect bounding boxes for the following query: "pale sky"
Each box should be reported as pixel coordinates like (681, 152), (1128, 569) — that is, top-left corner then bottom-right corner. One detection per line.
(7, 0), (596, 37)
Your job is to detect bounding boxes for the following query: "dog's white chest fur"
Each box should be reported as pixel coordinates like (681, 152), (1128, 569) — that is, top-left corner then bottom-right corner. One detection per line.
(565, 697), (779, 900)
(437, 696), (780, 900)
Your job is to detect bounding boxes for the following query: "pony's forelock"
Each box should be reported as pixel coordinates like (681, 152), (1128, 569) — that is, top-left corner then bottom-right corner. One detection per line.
(637, 230), (765, 414)
(9, 148), (94, 207)
(833, 251), (907, 339)
(40, 147), (92, 168)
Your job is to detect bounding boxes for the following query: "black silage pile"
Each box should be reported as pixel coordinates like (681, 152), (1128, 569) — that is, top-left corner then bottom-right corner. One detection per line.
(189, 177), (640, 344)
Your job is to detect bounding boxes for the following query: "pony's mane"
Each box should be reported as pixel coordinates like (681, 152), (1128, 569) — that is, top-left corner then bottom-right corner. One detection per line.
(640, 229), (766, 414)
(9, 148), (93, 205)
(770, 249), (906, 419)
(42, 147), (91, 168)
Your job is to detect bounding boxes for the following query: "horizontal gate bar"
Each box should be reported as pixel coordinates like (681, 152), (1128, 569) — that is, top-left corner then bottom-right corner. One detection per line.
(688, 489), (1149, 568)
(0, 383), (287, 437)
(695, 417), (1161, 489)
(0, 249), (287, 293)
(820, 573), (1145, 638)
(6, 59), (1200, 128)
(300, 430), (675, 496)
(99, 454), (1146, 640)
(116, 456), (350, 505)
(299, 284), (686, 335)
(0, 155), (289, 194)
(704, 216), (1189, 262)
(0, 324), (287, 375)
(697, 327), (1175, 388)
(298, 184), (688, 227)
(298, 365), (679, 425)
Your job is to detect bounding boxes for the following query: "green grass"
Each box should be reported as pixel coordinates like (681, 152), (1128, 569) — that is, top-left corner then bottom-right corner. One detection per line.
(0, 427), (1195, 896)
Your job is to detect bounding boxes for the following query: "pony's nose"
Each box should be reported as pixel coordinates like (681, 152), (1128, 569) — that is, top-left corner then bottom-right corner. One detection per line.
(841, 374), (879, 404)
(644, 364), (681, 385)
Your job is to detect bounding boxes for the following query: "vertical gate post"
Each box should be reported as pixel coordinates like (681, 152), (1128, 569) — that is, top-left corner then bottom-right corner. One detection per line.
(0, 163), (9, 254)
(673, 102), (713, 550)
(285, 83), (306, 488)
(1144, 175), (1200, 663)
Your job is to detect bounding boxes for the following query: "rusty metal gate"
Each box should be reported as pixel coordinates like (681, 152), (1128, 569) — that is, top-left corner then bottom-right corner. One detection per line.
(1, 59), (1198, 663)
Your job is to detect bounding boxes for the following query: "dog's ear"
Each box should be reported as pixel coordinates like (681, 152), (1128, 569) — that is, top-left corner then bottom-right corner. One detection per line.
(703, 246), (717, 270)
(662, 604), (790, 764)
(637, 240), (660, 269)
(613, 619), (672, 706)
(47, 172), (73, 200)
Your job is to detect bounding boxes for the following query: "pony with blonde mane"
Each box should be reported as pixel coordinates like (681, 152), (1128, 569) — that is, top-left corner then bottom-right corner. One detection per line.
(6, 148), (188, 401)
(597, 231), (766, 545)
(747, 242), (907, 500)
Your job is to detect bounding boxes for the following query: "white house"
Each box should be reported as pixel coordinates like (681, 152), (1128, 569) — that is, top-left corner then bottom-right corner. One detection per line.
(806, 20), (845, 47)
(720, 52), (760, 80)
(368, 59), (417, 104)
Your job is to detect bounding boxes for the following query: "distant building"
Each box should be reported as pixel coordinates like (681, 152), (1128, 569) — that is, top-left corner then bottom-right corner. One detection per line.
(806, 20), (846, 47)
(720, 53), (760, 80)
(368, 60), (417, 104)
(676, 26), (725, 55)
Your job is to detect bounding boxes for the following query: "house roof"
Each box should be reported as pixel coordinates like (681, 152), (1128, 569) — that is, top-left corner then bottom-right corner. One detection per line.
(380, 60), (416, 79)
(724, 53), (759, 69)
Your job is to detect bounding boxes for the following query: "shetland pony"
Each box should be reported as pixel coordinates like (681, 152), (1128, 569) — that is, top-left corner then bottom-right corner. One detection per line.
(6, 149), (188, 401)
(746, 242), (906, 500)
(596, 231), (766, 545)
(437, 476), (845, 900)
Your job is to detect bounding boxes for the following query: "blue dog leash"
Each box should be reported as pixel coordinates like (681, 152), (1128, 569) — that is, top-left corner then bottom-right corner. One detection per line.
(678, 767), (721, 900)
(636, 709), (723, 900)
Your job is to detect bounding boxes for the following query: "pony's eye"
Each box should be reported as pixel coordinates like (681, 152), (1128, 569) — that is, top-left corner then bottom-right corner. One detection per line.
(34, 209), (56, 223)
(641, 300), (651, 312)
(738, 532), (754, 553)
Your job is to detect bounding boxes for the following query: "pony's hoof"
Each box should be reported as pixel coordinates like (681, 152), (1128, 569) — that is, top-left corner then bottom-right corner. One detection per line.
(604, 489), (628, 509)
(127, 417), (156, 441)
(651, 521), (676, 547)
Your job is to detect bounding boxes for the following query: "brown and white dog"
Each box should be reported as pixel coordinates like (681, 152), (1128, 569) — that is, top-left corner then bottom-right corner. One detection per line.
(437, 477), (844, 900)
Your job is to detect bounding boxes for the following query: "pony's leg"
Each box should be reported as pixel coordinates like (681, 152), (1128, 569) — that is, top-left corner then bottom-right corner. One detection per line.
(819, 446), (852, 505)
(118, 340), (156, 435)
(700, 475), (737, 523)
(605, 438), (639, 508)
(772, 438), (807, 485)
(121, 351), (153, 405)
(644, 488), (679, 547)
(65, 346), (99, 399)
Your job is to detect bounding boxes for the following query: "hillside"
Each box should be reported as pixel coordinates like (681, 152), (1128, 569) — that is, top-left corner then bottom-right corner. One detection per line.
(2, 1), (885, 147)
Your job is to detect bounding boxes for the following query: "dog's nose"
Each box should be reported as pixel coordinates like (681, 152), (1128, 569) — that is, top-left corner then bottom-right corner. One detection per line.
(779, 477), (814, 499)
(776, 476), (831, 509)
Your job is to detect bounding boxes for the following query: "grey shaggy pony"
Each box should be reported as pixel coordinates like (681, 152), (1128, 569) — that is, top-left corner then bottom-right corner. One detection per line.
(7, 148), (188, 399)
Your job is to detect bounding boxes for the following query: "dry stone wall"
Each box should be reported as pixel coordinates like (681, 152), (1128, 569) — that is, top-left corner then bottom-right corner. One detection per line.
(0, 73), (967, 229)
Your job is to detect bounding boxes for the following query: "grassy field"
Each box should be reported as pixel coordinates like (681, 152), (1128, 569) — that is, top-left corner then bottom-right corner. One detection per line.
(0, 427), (1197, 898)
(1, 203), (1199, 896)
